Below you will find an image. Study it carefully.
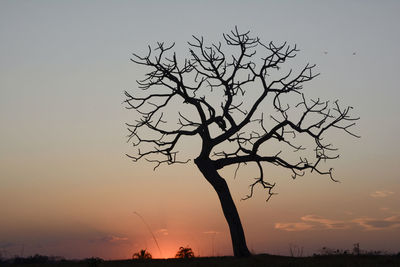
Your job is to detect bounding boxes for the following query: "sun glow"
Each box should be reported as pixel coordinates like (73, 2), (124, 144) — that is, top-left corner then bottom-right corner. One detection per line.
(132, 241), (181, 259)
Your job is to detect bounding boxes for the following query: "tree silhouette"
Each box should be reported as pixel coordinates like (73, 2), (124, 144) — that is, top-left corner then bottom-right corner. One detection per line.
(132, 249), (152, 260)
(175, 246), (195, 259)
(125, 27), (359, 257)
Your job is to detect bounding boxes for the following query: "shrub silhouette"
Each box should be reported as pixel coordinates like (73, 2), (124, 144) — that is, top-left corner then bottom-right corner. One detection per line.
(317, 246), (350, 256)
(132, 249), (152, 259)
(13, 254), (49, 264)
(175, 246), (195, 259)
(84, 257), (104, 267)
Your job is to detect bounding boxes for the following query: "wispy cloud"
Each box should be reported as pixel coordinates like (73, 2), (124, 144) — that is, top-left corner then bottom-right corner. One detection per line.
(301, 215), (350, 230)
(275, 222), (314, 232)
(275, 215), (350, 231)
(98, 235), (129, 243)
(110, 235), (129, 242)
(352, 215), (400, 230)
(276, 214), (400, 232)
(0, 242), (16, 249)
(203, 230), (220, 235)
(370, 190), (394, 198)
(156, 229), (169, 236)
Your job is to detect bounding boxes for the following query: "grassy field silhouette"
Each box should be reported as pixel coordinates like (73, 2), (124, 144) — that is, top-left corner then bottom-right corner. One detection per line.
(3, 254), (400, 267)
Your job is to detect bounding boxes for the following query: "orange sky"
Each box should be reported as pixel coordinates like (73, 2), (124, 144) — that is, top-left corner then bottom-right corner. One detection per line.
(1, 0), (400, 260)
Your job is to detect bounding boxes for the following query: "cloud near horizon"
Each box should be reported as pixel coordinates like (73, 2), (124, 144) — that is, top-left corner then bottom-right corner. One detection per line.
(370, 190), (394, 198)
(301, 215), (350, 230)
(352, 215), (400, 230)
(0, 242), (16, 249)
(275, 215), (349, 231)
(274, 222), (314, 232)
(108, 235), (129, 242)
(156, 229), (169, 236)
(275, 214), (400, 231)
(97, 234), (129, 243)
(203, 230), (221, 235)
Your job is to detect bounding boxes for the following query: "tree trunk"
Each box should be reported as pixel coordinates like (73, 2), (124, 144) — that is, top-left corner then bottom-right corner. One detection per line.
(195, 157), (251, 257)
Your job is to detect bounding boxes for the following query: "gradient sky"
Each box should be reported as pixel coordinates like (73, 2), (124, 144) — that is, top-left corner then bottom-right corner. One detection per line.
(1, 0), (400, 260)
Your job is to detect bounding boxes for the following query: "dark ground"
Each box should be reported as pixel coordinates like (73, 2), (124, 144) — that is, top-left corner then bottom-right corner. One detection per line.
(2, 254), (400, 267)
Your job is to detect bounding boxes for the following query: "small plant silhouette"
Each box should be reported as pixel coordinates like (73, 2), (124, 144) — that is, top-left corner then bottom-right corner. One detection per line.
(289, 243), (304, 257)
(175, 246), (195, 259)
(84, 257), (104, 267)
(353, 243), (360, 255)
(132, 249), (152, 260)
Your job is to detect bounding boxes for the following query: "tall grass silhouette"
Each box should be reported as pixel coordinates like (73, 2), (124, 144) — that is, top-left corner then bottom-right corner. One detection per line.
(133, 211), (163, 258)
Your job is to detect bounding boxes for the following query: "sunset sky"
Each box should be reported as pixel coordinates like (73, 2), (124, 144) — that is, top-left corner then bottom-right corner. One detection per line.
(1, 0), (400, 260)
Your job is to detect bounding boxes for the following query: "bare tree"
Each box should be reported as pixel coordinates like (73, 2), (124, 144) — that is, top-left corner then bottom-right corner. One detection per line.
(125, 27), (359, 257)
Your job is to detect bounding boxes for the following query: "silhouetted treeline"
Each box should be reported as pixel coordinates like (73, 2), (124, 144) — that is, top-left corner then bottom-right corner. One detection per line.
(1, 251), (400, 267)
(4, 254), (65, 264)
